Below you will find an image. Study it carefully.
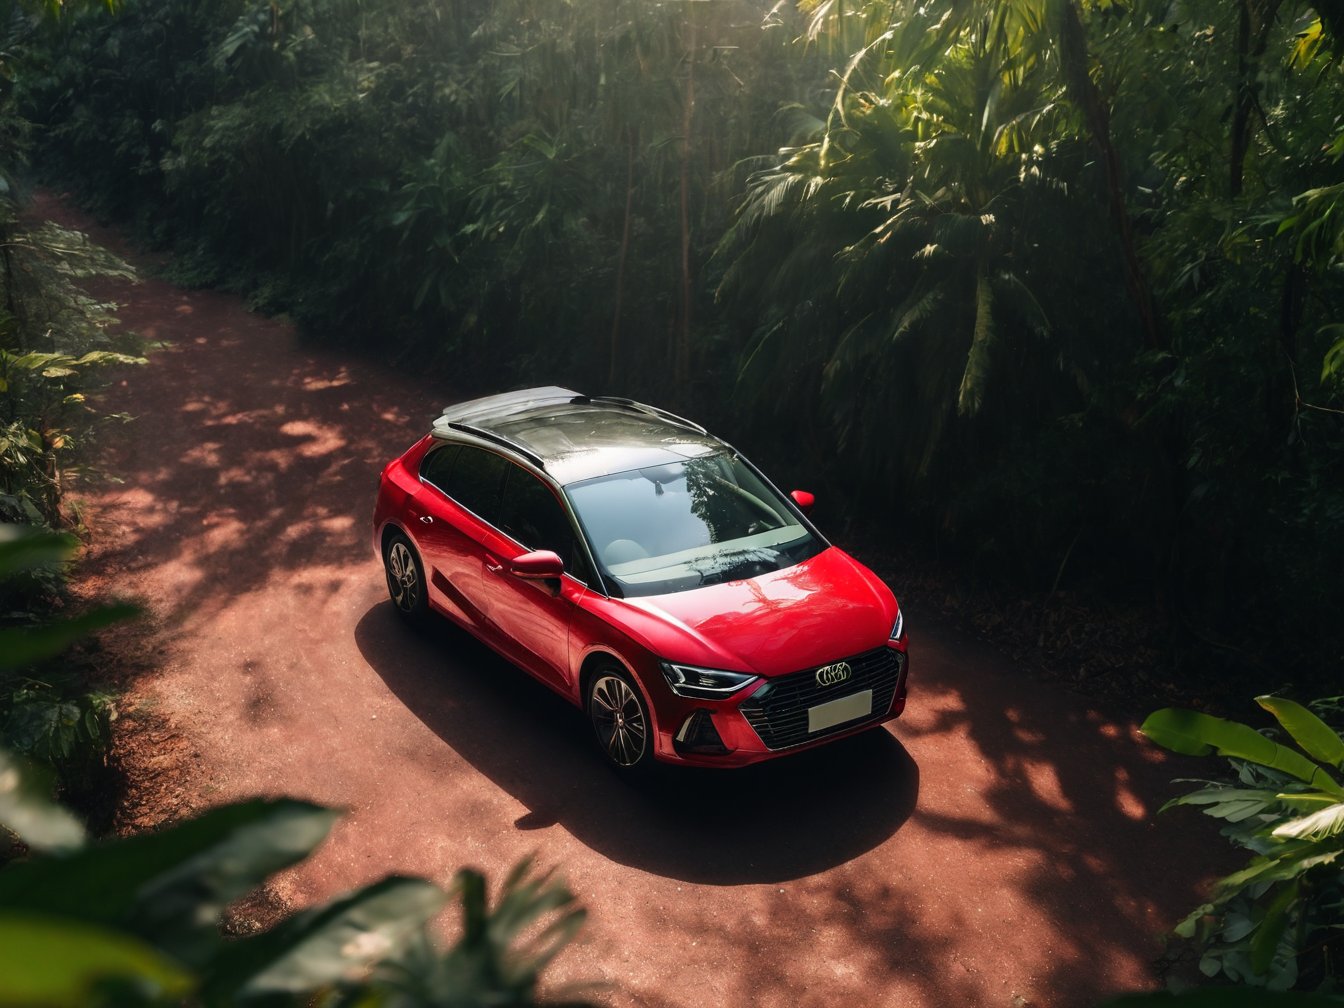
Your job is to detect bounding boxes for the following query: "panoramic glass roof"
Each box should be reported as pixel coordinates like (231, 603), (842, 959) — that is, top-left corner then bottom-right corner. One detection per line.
(433, 387), (725, 485)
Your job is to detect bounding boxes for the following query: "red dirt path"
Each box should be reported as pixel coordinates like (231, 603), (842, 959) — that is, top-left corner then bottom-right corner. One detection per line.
(48, 190), (1217, 1008)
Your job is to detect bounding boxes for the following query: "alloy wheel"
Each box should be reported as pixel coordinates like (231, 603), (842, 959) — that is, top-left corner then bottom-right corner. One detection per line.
(589, 673), (648, 768)
(386, 540), (420, 613)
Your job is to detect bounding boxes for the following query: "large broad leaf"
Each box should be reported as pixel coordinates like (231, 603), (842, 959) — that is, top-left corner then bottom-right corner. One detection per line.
(1257, 695), (1344, 771)
(1250, 880), (1301, 978)
(1271, 802), (1344, 842)
(0, 913), (194, 1006)
(0, 604), (140, 671)
(0, 750), (85, 854)
(1159, 786), (1282, 822)
(0, 799), (338, 967)
(1140, 709), (1344, 799)
(1214, 848), (1342, 899)
(203, 876), (445, 1003)
(0, 527), (77, 578)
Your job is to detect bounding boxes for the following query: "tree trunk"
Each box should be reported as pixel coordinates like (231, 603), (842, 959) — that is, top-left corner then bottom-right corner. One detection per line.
(1054, 0), (1162, 349)
(1230, 0), (1284, 198)
(675, 0), (697, 384)
(609, 129), (636, 386)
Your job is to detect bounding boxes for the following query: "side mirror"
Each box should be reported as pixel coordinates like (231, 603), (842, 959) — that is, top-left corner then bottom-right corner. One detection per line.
(790, 490), (815, 515)
(510, 549), (565, 579)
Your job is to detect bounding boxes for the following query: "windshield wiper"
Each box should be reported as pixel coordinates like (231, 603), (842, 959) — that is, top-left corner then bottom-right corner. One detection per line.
(699, 556), (778, 586)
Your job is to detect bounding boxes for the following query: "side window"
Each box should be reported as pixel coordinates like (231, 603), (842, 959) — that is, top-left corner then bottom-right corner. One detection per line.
(419, 444), (460, 490)
(499, 465), (593, 584)
(433, 445), (510, 525)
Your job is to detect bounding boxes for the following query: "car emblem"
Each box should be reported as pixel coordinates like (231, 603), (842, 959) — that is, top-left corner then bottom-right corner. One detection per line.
(815, 661), (852, 687)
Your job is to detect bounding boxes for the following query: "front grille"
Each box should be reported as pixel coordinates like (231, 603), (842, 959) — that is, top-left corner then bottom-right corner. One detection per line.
(739, 647), (904, 751)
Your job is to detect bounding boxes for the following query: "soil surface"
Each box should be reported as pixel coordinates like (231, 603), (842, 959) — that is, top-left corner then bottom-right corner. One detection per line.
(47, 189), (1221, 1008)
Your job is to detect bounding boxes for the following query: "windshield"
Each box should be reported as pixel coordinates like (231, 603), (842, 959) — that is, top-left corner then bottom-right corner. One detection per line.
(564, 452), (822, 597)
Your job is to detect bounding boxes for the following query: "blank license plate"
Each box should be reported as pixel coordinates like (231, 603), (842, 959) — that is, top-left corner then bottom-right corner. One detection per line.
(807, 690), (873, 733)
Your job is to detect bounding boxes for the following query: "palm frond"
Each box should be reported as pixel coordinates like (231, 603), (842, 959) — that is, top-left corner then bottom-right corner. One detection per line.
(990, 269), (1050, 339)
(889, 278), (949, 344)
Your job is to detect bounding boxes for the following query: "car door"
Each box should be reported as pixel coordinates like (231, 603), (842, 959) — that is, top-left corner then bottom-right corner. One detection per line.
(405, 443), (508, 631)
(473, 463), (591, 692)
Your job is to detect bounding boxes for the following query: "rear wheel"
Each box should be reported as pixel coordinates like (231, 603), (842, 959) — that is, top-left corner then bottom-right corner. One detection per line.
(586, 666), (652, 774)
(384, 533), (428, 623)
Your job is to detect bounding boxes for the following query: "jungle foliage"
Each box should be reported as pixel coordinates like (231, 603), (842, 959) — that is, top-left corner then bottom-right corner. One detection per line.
(0, 0), (144, 796)
(0, 520), (589, 1007)
(17, 0), (1344, 689)
(1142, 696), (1344, 992)
(0, 748), (592, 1006)
(0, 526), (135, 808)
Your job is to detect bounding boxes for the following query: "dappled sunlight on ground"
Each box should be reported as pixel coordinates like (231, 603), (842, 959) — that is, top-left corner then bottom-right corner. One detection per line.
(76, 270), (440, 635)
(53, 187), (1222, 1008)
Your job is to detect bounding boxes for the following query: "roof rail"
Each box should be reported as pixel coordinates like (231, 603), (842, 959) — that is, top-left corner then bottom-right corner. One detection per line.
(434, 420), (546, 468)
(572, 395), (708, 435)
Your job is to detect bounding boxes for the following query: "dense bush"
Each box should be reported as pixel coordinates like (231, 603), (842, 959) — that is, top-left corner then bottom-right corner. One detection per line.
(0, 0), (147, 790)
(0, 526), (137, 810)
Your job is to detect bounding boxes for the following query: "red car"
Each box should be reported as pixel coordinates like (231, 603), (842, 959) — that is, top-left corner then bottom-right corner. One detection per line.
(372, 387), (909, 772)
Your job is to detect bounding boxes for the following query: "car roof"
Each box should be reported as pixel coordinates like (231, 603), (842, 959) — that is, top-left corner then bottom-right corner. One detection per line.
(433, 386), (726, 485)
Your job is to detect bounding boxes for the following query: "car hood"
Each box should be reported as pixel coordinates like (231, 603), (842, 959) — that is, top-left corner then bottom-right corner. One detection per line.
(606, 546), (896, 677)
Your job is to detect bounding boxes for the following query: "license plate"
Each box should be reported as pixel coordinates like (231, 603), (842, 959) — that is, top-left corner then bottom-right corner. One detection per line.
(807, 689), (873, 733)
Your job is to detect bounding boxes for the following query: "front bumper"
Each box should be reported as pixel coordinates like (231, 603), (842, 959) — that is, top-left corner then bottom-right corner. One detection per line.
(651, 641), (910, 768)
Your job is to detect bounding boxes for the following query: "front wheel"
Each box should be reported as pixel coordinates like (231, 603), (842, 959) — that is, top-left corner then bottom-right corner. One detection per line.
(384, 533), (428, 624)
(586, 667), (653, 774)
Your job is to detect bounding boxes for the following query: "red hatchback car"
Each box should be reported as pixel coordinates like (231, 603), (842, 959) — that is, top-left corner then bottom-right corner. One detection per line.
(372, 387), (909, 772)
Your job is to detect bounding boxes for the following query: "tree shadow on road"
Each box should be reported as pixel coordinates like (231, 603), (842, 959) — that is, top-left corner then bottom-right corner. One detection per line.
(54, 190), (1217, 1005)
(354, 601), (919, 885)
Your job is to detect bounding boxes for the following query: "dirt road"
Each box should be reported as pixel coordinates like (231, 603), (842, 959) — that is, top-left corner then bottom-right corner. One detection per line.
(54, 191), (1213, 1008)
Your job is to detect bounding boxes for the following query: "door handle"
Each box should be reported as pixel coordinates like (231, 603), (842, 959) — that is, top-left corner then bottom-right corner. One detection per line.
(419, 515), (434, 525)
(485, 560), (504, 574)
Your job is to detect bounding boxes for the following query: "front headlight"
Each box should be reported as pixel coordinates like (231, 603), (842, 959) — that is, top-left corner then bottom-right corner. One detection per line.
(890, 608), (905, 641)
(661, 662), (760, 699)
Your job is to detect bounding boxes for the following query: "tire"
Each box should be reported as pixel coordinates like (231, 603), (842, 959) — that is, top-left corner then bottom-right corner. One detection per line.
(384, 532), (428, 624)
(586, 665), (653, 774)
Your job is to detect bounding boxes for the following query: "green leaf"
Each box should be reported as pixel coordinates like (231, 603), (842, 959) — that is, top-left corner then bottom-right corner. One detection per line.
(4, 699), (85, 763)
(1250, 879), (1300, 976)
(1273, 791), (1339, 809)
(0, 750), (85, 854)
(1322, 328), (1344, 384)
(432, 860), (587, 999)
(1215, 849), (1341, 898)
(1221, 912), (1256, 942)
(0, 913), (194, 1006)
(0, 527), (77, 579)
(203, 876), (445, 1002)
(1174, 902), (1212, 938)
(1140, 709), (1344, 799)
(1160, 787), (1281, 822)
(1271, 802), (1344, 842)
(1257, 695), (1344, 770)
(0, 603), (140, 671)
(0, 799), (339, 967)
(73, 351), (144, 367)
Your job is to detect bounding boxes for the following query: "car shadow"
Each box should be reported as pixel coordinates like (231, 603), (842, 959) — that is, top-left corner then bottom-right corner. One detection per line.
(354, 602), (918, 884)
